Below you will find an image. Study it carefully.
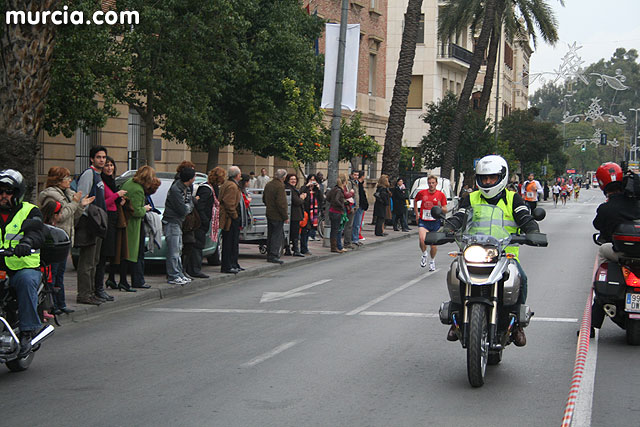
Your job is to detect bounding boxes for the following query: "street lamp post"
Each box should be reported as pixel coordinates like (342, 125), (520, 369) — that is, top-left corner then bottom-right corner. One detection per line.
(630, 108), (639, 163)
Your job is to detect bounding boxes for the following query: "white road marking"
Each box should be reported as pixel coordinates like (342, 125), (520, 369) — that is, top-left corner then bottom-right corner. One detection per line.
(531, 317), (578, 323)
(242, 341), (301, 367)
(260, 279), (332, 303)
(345, 270), (438, 316)
(360, 311), (439, 318)
(147, 308), (579, 323)
(572, 329), (599, 427)
(146, 308), (344, 315)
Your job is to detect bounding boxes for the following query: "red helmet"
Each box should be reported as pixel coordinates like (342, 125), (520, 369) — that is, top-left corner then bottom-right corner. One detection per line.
(595, 162), (623, 191)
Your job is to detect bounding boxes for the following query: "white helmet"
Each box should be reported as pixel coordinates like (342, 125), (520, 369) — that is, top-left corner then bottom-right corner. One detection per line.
(475, 155), (508, 199)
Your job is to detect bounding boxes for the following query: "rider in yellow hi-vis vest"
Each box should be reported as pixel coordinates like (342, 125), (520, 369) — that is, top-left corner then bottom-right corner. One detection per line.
(0, 170), (45, 357)
(444, 156), (542, 347)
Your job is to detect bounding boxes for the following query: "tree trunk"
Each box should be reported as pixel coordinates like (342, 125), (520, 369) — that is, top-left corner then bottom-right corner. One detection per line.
(0, 0), (60, 197)
(477, 15), (502, 118)
(381, 0), (424, 185)
(440, 0), (498, 180)
(207, 144), (220, 170)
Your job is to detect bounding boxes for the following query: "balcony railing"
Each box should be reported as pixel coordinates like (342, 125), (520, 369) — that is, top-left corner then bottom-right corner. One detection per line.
(437, 42), (473, 65)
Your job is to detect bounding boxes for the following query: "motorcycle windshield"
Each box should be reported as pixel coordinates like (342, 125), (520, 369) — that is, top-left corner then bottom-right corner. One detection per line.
(460, 204), (511, 247)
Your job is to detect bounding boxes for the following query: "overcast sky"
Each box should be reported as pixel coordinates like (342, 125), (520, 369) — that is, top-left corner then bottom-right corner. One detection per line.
(528, 0), (640, 93)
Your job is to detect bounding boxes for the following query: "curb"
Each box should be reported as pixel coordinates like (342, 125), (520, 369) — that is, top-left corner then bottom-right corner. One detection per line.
(56, 229), (418, 324)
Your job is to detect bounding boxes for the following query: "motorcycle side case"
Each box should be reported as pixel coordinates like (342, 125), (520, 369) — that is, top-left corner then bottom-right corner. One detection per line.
(502, 262), (521, 306)
(447, 260), (462, 304)
(594, 262), (626, 299)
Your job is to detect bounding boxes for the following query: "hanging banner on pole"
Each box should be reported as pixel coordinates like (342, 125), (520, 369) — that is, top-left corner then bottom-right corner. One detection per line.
(321, 23), (360, 111)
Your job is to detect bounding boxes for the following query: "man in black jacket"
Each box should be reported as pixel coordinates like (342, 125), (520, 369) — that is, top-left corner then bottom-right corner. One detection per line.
(0, 169), (45, 356)
(593, 162), (640, 263)
(591, 162), (640, 333)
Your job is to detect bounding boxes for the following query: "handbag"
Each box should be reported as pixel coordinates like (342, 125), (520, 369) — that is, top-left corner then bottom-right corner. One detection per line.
(299, 211), (309, 229)
(182, 208), (201, 233)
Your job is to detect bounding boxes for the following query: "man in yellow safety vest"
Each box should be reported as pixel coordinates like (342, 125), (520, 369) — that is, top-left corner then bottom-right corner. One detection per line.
(444, 156), (542, 346)
(0, 170), (45, 356)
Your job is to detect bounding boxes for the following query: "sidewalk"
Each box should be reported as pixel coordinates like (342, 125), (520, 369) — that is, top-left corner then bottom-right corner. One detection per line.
(55, 210), (418, 324)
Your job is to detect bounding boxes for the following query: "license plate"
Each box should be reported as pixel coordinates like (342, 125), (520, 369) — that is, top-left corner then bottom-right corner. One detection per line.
(625, 293), (640, 312)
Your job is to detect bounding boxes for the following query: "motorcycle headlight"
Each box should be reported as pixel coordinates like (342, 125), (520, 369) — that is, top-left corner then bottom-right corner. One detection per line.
(463, 245), (498, 263)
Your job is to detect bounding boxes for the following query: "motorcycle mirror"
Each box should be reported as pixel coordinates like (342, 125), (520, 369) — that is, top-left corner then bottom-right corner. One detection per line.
(430, 206), (444, 220)
(532, 207), (546, 221)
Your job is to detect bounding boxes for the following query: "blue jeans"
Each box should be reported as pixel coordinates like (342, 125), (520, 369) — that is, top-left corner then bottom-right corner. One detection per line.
(50, 261), (67, 309)
(352, 208), (364, 243)
(10, 268), (42, 332)
(163, 222), (184, 281)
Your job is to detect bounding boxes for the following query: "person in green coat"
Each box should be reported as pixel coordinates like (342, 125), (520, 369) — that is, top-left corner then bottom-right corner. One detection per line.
(119, 166), (155, 291)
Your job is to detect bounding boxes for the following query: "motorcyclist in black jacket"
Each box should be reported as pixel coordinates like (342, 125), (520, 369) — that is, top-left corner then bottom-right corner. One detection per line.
(592, 162), (640, 333)
(593, 162), (640, 264)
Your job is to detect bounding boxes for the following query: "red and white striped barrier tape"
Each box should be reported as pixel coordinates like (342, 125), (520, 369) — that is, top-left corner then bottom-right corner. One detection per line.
(561, 256), (598, 426)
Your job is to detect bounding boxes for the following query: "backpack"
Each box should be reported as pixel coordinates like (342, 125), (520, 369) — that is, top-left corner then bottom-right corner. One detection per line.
(623, 171), (640, 200)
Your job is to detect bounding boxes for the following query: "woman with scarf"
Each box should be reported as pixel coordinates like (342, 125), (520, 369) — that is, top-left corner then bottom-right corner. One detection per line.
(95, 156), (127, 301)
(186, 167), (226, 277)
(300, 174), (324, 255)
(284, 173), (306, 257)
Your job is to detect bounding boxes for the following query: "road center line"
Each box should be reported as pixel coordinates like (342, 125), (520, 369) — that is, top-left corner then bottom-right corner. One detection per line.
(360, 311), (439, 318)
(345, 270), (438, 316)
(146, 308), (344, 315)
(147, 308), (579, 323)
(242, 341), (301, 367)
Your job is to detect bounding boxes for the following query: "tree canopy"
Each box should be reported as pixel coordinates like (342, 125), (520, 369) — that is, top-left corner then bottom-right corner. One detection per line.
(419, 92), (493, 185)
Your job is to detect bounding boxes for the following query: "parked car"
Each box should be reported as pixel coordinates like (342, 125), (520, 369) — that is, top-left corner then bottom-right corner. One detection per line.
(407, 177), (459, 225)
(72, 171), (220, 268)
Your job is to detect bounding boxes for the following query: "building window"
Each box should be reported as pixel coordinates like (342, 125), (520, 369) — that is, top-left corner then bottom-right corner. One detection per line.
(128, 108), (145, 170)
(75, 125), (101, 174)
(417, 14), (424, 44)
(443, 78), (448, 95)
(369, 53), (377, 96)
(407, 75), (423, 109)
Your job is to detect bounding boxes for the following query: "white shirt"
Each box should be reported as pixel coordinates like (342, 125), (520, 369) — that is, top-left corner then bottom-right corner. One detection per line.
(552, 185), (561, 194)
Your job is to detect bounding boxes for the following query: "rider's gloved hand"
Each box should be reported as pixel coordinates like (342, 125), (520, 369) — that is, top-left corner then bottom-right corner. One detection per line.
(14, 242), (32, 257)
(526, 232), (547, 247)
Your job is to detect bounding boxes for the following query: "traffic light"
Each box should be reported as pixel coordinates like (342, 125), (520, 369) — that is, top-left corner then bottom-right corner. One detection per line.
(600, 133), (607, 145)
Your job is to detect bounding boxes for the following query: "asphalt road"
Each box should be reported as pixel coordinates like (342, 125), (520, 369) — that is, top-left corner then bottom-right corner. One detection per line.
(1, 188), (635, 426)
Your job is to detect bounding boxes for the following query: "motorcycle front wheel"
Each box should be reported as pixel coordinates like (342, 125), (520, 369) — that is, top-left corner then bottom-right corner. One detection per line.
(467, 304), (489, 387)
(626, 319), (640, 346)
(6, 352), (34, 372)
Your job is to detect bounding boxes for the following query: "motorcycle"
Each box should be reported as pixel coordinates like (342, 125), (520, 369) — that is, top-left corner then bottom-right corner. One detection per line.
(0, 224), (69, 372)
(426, 204), (547, 387)
(592, 222), (640, 345)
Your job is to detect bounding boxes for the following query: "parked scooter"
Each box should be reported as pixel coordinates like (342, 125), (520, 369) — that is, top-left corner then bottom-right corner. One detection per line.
(592, 224), (640, 345)
(0, 224), (69, 372)
(426, 205), (547, 387)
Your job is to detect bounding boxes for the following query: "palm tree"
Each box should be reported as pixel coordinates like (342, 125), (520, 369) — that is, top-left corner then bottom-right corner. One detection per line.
(438, 0), (562, 178)
(438, 0), (498, 180)
(0, 0), (60, 196)
(381, 0), (424, 184)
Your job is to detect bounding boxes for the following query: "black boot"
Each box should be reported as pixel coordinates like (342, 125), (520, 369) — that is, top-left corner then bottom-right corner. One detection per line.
(18, 331), (34, 357)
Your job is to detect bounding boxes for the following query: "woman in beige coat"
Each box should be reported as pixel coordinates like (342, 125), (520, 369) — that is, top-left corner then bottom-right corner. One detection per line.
(38, 167), (94, 313)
